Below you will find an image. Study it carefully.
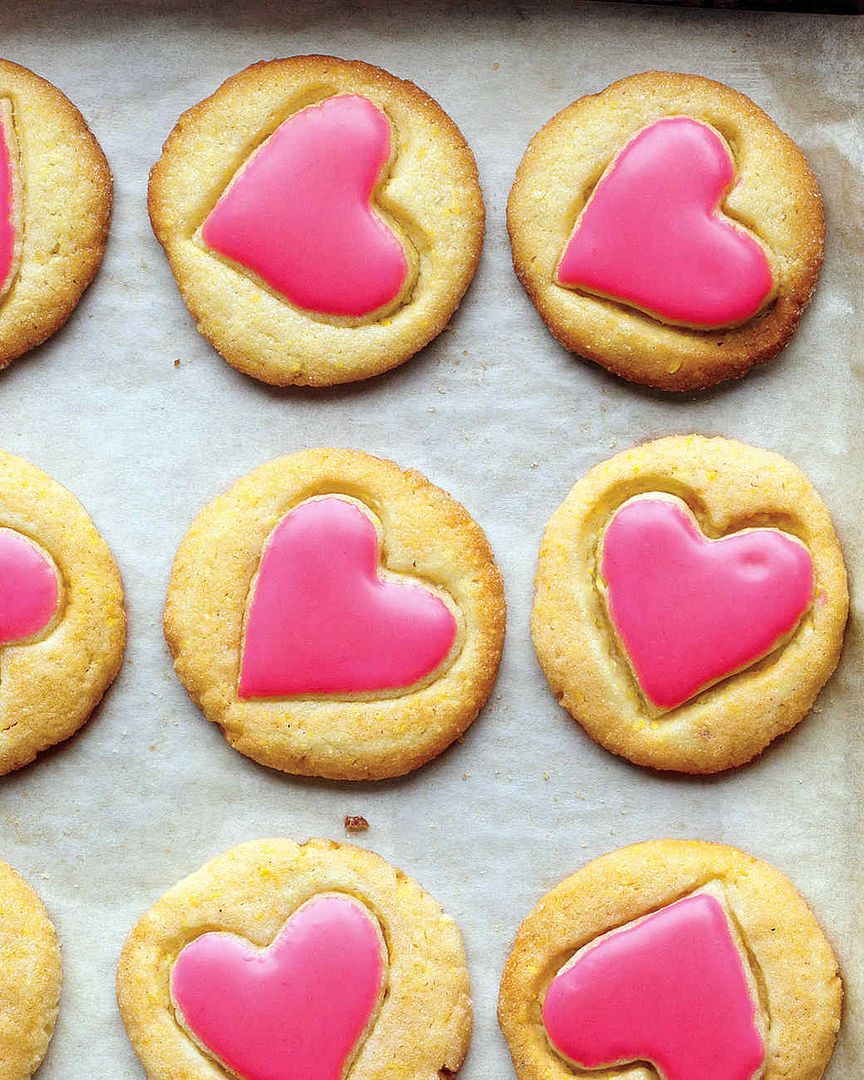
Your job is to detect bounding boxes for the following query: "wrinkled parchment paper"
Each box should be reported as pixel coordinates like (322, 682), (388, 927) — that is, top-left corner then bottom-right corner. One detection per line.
(2, 1), (862, 1075)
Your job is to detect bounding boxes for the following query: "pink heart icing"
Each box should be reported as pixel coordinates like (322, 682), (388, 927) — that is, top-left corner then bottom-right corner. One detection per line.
(600, 496), (814, 709)
(171, 894), (385, 1080)
(0, 529), (59, 645)
(557, 116), (774, 328)
(0, 105), (18, 298)
(239, 496), (458, 699)
(543, 892), (765, 1080)
(201, 93), (410, 319)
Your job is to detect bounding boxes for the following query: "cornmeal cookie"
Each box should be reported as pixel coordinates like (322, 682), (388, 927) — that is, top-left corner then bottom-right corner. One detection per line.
(118, 837), (472, 1079)
(0, 59), (111, 370)
(149, 55), (484, 386)
(0, 448), (125, 773)
(508, 71), (823, 390)
(0, 859), (61, 1080)
(164, 448), (505, 780)
(532, 436), (847, 773)
(499, 839), (841, 1080)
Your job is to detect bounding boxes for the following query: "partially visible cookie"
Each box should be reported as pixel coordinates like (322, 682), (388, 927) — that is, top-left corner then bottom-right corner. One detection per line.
(0, 859), (61, 1080)
(0, 448), (126, 773)
(499, 839), (841, 1080)
(532, 435), (847, 773)
(508, 71), (824, 390)
(0, 59), (111, 369)
(164, 448), (505, 780)
(150, 55), (484, 386)
(117, 837), (472, 1079)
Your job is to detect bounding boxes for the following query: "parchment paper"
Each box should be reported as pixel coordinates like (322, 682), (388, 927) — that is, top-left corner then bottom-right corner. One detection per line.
(1, 1), (862, 1075)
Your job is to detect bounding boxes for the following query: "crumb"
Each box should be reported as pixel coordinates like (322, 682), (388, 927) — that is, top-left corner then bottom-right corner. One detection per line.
(344, 815), (369, 833)
(174, 358), (181, 367)
(543, 771), (550, 781)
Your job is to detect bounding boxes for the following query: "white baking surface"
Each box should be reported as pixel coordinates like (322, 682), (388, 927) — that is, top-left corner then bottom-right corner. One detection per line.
(1, 1), (862, 1076)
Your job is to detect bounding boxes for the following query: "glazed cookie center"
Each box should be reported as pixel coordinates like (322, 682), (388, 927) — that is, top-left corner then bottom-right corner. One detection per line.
(171, 893), (387, 1080)
(0, 527), (61, 646)
(199, 93), (415, 321)
(555, 116), (775, 329)
(597, 494), (814, 710)
(239, 495), (460, 699)
(0, 99), (20, 301)
(542, 890), (766, 1079)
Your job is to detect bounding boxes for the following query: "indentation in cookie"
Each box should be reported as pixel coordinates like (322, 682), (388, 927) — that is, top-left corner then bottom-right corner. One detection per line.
(171, 892), (388, 1080)
(555, 116), (776, 330)
(596, 493), (814, 710)
(0, 99), (21, 303)
(542, 886), (767, 1080)
(0, 527), (62, 649)
(238, 494), (461, 700)
(198, 93), (418, 324)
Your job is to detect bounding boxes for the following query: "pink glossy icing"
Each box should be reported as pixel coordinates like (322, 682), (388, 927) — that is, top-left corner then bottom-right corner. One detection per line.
(239, 496), (458, 698)
(557, 116), (774, 327)
(601, 496), (814, 709)
(0, 530), (59, 644)
(172, 894), (384, 1080)
(0, 114), (16, 296)
(543, 892), (765, 1080)
(201, 93), (409, 318)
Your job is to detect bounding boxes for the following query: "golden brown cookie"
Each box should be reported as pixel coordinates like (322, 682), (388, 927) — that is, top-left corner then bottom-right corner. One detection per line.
(0, 448), (125, 773)
(508, 71), (823, 390)
(499, 839), (841, 1080)
(117, 837), (472, 1079)
(164, 448), (505, 780)
(0, 859), (61, 1080)
(149, 55), (484, 386)
(532, 436), (847, 773)
(0, 59), (111, 370)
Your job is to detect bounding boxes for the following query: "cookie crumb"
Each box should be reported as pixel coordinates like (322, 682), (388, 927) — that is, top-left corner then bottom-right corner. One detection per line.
(174, 358), (181, 368)
(344, 815), (369, 833)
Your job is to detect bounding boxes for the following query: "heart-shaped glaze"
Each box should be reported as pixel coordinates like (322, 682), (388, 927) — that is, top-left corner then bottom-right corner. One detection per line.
(201, 93), (411, 319)
(0, 528), (59, 645)
(239, 496), (458, 699)
(600, 495), (813, 710)
(172, 894), (385, 1080)
(0, 102), (20, 300)
(543, 892), (765, 1080)
(557, 116), (774, 328)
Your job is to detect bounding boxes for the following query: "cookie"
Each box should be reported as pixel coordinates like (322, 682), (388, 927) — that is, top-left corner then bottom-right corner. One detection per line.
(117, 837), (472, 1079)
(0, 448), (125, 773)
(0, 859), (61, 1080)
(0, 59), (111, 370)
(149, 55), (484, 386)
(508, 71), (823, 391)
(532, 435), (847, 773)
(499, 839), (841, 1080)
(164, 448), (505, 780)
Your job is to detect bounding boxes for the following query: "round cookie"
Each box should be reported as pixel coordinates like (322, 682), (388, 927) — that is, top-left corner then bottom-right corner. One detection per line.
(508, 71), (823, 391)
(164, 448), (505, 780)
(532, 435), (847, 773)
(117, 837), (472, 1079)
(499, 839), (841, 1080)
(149, 55), (484, 386)
(0, 448), (125, 773)
(0, 59), (111, 370)
(0, 859), (61, 1080)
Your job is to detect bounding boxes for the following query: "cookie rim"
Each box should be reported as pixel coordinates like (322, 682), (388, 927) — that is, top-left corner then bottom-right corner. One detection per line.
(0, 57), (112, 369)
(530, 434), (848, 773)
(116, 836), (473, 1079)
(164, 447), (506, 780)
(149, 54), (485, 387)
(498, 838), (841, 1080)
(507, 70), (824, 391)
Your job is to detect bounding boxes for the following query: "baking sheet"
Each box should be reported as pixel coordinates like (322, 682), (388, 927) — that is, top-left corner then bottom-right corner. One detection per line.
(2, 1), (863, 1075)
